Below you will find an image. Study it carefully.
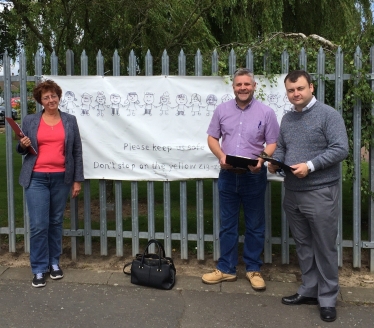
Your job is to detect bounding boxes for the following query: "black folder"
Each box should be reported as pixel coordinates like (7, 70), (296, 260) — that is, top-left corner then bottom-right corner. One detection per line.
(226, 154), (258, 169)
(254, 154), (295, 171)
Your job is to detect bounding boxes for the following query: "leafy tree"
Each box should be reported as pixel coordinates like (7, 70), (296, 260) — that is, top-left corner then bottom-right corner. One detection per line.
(0, 5), (17, 58)
(0, 0), (372, 74)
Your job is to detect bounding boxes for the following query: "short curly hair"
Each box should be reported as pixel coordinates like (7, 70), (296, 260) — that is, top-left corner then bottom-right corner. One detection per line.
(33, 79), (62, 105)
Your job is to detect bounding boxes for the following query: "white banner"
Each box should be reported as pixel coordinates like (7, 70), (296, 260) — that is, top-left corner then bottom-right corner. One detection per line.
(45, 75), (288, 181)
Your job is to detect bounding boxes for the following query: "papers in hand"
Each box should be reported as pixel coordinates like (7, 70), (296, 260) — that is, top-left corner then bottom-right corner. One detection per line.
(5, 117), (37, 155)
(254, 154), (295, 171)
(226, 154), (258, 169)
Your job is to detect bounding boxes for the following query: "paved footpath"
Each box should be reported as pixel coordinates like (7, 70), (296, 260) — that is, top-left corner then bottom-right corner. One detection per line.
(1, 266), (374, 328)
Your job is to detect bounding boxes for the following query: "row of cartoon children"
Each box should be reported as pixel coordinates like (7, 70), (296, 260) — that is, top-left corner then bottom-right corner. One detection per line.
(60, 91), (234, 117)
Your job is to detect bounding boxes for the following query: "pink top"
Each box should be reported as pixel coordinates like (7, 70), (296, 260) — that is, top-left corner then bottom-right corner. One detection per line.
(33, 119), (66, 172)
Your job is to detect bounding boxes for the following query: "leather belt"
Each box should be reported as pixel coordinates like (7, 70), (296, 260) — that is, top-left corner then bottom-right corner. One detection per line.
(225, 168), (247, 175)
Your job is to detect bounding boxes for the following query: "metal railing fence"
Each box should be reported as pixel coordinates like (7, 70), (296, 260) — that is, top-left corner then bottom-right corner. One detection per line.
(0, 46), (373, 271)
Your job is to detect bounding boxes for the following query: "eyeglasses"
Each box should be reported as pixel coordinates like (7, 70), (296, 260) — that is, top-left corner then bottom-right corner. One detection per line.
(42, 94), (59, 101)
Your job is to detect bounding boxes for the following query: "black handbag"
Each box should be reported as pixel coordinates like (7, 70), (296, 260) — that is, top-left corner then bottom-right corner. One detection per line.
(123, 239), (176, 290)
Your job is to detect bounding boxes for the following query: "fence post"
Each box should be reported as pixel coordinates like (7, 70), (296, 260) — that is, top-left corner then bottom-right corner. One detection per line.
(163, 181), (172, 257)
(195, 48), (205, 260)
(162, 50), (169, 76)
(131, 181), (139, 257)
(113, 50), (120, 76)
(128, 50), (136, 76)
(113, 49), (123, 257)
(370, 45), (374, 272)
(335, 46), (344, 267)
(18, 50), (30, 253)
(4, 51), (16, 252)
(299, 47), (307, 71)
(66, 49), (75, 76)
(211, 49), (220, 261)
(178, 49), (188, 259)
(34, 50), (43, 112)
(228, 49), (236, 75)
(353, 46), (363, 268)
(145, 50), (153, 76)
(316, 47), (326, 102)
(128, 49), (140, 256)
(147, 181), (155, 245)
(281, 49), (289, 74)
(51, 50), (58, 76)
(212, 49), (218, 75)
(280, 50), (290, 265)
(178, 49), (186, 76)
(196, 180), (205, 260)
(246, 48), (254, 72)
(195, 49), (203, 76)
(264, 50), (271, 74)
(95, 50), (108, 256)
(79, 49), (92, 256)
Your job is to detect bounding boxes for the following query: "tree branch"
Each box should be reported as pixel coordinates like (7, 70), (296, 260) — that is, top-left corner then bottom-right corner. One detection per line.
(164, 0), (218, 53)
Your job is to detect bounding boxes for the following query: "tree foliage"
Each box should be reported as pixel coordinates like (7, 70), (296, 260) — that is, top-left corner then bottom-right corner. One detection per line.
(0, 0), (373, 74)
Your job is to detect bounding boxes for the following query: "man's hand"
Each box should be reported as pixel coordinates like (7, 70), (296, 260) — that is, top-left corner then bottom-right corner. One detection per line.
(267, 162), (279, 174)
(219, 154), (233, 169)
(291, 163), (309, 178)
(249, 158), (264, 173)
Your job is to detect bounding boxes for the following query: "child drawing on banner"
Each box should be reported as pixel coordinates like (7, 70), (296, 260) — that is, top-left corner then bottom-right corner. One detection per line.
(110, 93), (122, 116)
(173, 94), (190, 116)
(143, 92), (154, 115)
(80, 92), (93, 116)
(60, 91), (79, 114)
(93, 91), (107, 117)
(267, 93), (282, 117)
(205, 94), (217, 116)
(189, 93), (202, 116)
(281, 94), (292, 115)
(221, 94), (233, 103)
(124, 92), (140, 116)
(155, 91), (170, 115)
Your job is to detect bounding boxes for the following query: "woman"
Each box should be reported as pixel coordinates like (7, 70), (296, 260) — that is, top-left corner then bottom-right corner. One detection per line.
(17, 79), (84, 288)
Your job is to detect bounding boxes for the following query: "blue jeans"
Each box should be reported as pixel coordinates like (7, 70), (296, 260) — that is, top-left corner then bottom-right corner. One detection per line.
(217, 167), (267, 274)
(25, 172), (71, 274)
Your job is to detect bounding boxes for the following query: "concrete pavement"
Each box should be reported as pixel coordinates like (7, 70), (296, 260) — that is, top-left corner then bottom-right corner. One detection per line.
(0, 265), (374, 327)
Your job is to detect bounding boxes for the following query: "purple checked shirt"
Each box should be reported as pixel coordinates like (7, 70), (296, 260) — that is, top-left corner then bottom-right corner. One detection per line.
(207, 98), (279, 158)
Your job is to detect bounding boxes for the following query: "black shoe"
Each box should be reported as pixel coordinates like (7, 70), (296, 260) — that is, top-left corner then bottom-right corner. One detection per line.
(281, 293), (318, 305)
(49, 264), (64, 280)
(320, 307), (336, 322)
(32, 273), (46, 288)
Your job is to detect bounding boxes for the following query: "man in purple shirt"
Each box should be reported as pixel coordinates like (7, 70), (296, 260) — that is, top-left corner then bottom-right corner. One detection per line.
(202, 68), (279, 290)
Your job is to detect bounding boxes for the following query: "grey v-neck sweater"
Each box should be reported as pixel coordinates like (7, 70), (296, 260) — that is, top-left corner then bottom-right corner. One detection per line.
(273, 101), (348, 191)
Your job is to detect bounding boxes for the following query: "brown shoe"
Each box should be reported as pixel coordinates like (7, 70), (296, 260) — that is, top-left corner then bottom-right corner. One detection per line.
(246, 271), (266, 290)
(202, 269), (237, 284)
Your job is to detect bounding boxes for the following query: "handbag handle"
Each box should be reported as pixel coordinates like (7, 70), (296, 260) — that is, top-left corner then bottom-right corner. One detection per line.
(144, 239), (166, 258)
(123, 262), (131, 275)
(141, 239), (166, 270)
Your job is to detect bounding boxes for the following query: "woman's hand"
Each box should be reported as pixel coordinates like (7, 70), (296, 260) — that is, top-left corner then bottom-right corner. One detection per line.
(72, 182), (81, 198)
(19, 136), (31, 149)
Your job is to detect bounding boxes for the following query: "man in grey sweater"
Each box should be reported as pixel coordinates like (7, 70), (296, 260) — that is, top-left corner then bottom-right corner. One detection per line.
(268, 70), (348, 323)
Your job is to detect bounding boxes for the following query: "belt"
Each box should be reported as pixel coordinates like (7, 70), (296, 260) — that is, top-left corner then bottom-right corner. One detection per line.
(225, 168), (247, 175)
